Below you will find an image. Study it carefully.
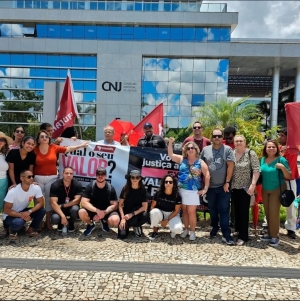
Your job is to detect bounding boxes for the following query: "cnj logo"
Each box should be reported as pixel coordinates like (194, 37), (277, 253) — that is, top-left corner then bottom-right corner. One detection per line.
(102, 81), (122, 92)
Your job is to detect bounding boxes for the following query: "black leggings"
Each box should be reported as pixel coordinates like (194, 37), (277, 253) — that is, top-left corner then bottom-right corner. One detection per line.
(118, 212), (149, 239)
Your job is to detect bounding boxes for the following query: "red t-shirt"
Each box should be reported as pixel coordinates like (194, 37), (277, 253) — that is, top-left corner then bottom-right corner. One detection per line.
(280, 146), (299, 180)
(182, 136), (211, 152)
(222, 140), (235, 149)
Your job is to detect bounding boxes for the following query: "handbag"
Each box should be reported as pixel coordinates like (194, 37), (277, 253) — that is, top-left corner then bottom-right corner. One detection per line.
(278, 170), (295, 207)
(248, 150), (262, 185)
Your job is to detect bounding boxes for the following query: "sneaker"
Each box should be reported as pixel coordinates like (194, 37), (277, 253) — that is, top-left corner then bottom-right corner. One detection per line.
(68, 222), (75, 233)
(287, 230), (296, 239)
(236, 239), (245, 246)
(148, 231), (159, 240)
(222, 237), (235, 245)
(83, 222), (95, 236)
(133, 226), (142, 237)
(232, 232), (239, 237)
(9, 231), (18, 241)
(57, 224), (63, 232)
(99, 219), (110, 232)
(261, 235), (272, 242)
(180, 229), (189, 238)
(269, 237), (280, 247)
(170, 232), (176, 239)
(209, 231), (217, 238)
(189, 231), (196, 241)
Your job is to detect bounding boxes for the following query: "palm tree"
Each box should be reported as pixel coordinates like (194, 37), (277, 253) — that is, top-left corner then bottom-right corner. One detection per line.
(193, 97), (259, 128)
(256, 100), (270, 131)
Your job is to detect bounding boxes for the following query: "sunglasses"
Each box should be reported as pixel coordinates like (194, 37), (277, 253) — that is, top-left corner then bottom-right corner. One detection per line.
(193, 126), (202, 129)
(165, 180), (173, 184)
(186, 146), (195, 150)
(22, 175), (34, 179)
(96, 173), (106, 177)
(212, 135), (223, 138)
(15, 130), (25, 134)
(39, 135), (49, 139)
(131, 176), (141, 180)
(0, 138), (6, 142)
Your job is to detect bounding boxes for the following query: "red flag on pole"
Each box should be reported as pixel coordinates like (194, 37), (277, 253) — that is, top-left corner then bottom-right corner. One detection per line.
(52, 70), (79, 139)
(130, 103), (164, 146)
(285, 102), (300, 154)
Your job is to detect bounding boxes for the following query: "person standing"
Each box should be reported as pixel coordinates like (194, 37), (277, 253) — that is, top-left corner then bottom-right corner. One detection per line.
(9, 126), (26, 150)
(260, 140), (291, 247)
(149, 174), (183, 240)
(137, 123), (166, 149)
(182, 121), (211, 152)
(2, 170), (46, 240)
(231, 135), (260, 245)
(6, 136), (36, 188)
(201, 128), (235, 245)
(278, 128), (298, 239)
(0, 132), (12, 211)
(50, 166), (82, 232)
(168, 137), (210, 241)
(79, 168), (120, 236)
(223, 126), (236, 150)
(96, 125), (120, 145)
(118, 170), (149, 239)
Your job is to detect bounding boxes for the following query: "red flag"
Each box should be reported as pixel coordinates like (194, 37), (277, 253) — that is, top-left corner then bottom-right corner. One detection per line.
(285, 102), (300, 154)
(52, 70), (79, 139)
(130, 103), (164, 146)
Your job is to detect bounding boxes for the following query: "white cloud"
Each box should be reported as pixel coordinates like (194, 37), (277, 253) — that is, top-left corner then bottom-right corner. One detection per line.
(0, 68), (31, 90)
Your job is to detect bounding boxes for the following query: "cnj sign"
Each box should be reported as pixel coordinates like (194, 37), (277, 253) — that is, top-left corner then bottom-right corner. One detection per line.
(102, 81), (122, 92)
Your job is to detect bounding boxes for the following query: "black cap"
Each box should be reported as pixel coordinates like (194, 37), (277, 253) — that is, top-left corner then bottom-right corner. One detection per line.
(143, 122), (153, 129)
(125, 169), (142, 179)
(96, 167), (107, 175)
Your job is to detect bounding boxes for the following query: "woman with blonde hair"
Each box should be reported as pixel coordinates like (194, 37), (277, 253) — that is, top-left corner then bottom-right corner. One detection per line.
(168, 137), (210, 241)
(231, 135), (260, 245)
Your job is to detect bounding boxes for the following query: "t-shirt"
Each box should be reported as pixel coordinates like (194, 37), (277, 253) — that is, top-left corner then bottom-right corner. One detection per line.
(222, 140), (235, 149)
(34, 144), (67, 175)
(153, 191), (182, 212)
(182, 136), (211, 152)
(96, 139), (120, 145)
(50, 179), (83, 205)
(83, 181), (118, 210)
(137, 135), (166, 149)
(260, 156), (291, 191)
(3, 184), (43, 220)
(0, 154), (8, 179)
(280, 147), (299, 180)
(119, 186), (147, 214)
(6, 149), (36, 184)
(201, 144), (235, 188)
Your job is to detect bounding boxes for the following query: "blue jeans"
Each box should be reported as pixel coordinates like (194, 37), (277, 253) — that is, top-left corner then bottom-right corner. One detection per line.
(51, 205), (79, 225)
(206, 186), (231, 238)
(3, 208), (46, 232)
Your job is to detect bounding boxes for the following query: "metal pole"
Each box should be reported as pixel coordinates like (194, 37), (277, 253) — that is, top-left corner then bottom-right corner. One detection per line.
(294, 66), (300, 102)
(270, 67), (280, 128)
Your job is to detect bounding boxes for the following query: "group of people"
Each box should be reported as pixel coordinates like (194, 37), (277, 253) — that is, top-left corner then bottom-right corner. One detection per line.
(0, 121), (299, 249)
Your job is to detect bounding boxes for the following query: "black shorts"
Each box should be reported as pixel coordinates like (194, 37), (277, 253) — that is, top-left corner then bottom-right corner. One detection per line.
(86, 209), (119, 221)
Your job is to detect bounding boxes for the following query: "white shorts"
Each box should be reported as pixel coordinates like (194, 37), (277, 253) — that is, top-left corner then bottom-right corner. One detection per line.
(179, 188), (200, 206)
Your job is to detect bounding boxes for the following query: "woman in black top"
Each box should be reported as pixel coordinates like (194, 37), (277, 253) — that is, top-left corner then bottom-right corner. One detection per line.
(148, 174), (182, 240)
(6, 136), (36, 188)
(118, 170), (149, 239)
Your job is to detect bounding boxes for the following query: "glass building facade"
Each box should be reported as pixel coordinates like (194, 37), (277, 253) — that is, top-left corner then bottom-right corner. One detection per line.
(0, 53), (97, 134)
(142, 58), (229, 128)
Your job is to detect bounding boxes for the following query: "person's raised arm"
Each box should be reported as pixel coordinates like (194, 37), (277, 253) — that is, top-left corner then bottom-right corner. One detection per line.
(168, 137), (183, 164)
(65, 141), (89, 153)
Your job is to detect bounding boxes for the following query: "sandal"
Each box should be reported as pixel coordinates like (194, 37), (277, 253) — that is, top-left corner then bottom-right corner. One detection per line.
(26, 231), (40, 238)
(9, 232), (18, 240)
(0, 229), (9, 239)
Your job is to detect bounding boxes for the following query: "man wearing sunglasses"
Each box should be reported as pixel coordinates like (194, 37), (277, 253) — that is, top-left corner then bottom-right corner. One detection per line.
(201, 128), (235, 245)
(222, 126), (236, 150)
(2, 170), (46, 240)
(182, 121), (211, 152)
(79, 167), (120, 236)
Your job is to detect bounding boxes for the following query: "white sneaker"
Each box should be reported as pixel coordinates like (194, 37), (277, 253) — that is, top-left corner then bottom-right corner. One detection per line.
(180, 229), (189, 238)
(170, 232), (176, 238)
(189, 231), (196, 241)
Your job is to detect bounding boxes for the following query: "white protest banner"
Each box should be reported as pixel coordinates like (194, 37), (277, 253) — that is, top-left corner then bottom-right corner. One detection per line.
(59, 139), (129, 196)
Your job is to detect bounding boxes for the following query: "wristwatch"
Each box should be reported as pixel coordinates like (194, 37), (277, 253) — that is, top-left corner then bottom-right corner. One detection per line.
(225, 181), (230, 184)
(28, 209), (32, 213)
(131, 211), (135, 216)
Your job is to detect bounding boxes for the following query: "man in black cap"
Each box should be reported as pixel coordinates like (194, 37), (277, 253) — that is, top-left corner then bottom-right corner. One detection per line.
(79, 167), (120, 236)
(137, 122), (167, 149)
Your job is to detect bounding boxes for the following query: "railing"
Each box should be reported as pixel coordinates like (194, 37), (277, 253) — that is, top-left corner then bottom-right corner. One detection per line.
(0, 1), (227, 13)
(231, 38), (300, 44)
